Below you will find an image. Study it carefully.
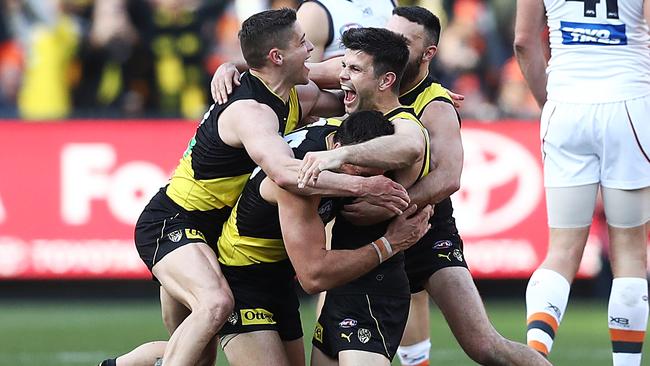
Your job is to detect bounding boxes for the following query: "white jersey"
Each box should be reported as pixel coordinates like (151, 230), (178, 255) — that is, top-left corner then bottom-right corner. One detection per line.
(305, 0), (395, 60)
(544, 0), (650, 103)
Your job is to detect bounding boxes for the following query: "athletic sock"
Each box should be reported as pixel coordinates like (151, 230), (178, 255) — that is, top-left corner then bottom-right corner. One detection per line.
(98, 359), (116, 366)
(397, 339), (431, 366)
(525, 268), (571, 357)
(608, 277), (648, 366)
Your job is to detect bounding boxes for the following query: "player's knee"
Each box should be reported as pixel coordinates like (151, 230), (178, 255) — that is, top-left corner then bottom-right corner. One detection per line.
(196, 291), (235, 330)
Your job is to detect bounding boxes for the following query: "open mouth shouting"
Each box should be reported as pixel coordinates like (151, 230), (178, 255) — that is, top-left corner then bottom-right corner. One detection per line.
(341, 85), (358, 111)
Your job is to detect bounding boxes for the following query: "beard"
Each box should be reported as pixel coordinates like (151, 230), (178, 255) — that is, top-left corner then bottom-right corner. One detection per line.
(402, 57), (422, 88)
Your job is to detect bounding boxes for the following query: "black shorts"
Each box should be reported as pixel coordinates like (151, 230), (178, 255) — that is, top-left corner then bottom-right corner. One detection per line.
(134, 188), (230, 273)
(312, 293), (409, 361)
(404, 221), (468, 293)
(218, 260), (302, 341)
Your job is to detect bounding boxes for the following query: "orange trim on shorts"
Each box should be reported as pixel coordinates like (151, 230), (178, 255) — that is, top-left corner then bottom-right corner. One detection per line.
(528, 340), (549, 356)
(610, 329), (646, 343)
(527, 312), (559, 333)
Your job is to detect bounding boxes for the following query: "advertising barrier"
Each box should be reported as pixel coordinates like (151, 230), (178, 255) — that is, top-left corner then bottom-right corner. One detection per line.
(0, 120), (642, 279)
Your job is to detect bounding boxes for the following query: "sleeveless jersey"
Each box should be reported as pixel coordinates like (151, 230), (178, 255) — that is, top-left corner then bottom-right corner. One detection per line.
(399, 73), (459, 225)
(218, 119), (341, 266)
(329, 108), (429, 297)
(302, 0), (395, 60)
(165, 72), (301, 221)
(544, 0), (650, 103)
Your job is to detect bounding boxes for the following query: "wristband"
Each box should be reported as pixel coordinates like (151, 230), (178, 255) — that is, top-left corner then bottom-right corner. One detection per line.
(371, 242), (383, 263)
(378, 236), (393, 256)
(373, 237), (392, 262)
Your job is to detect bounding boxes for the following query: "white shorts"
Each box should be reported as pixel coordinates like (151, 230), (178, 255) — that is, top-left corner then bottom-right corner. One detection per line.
(541, 95), (650, 189)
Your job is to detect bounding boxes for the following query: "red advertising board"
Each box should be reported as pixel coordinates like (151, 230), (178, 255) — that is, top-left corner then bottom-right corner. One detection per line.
(0, 120), (644, 279)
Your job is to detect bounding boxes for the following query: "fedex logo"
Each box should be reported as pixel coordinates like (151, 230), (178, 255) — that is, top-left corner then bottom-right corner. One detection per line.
(561, 21), (627, 45)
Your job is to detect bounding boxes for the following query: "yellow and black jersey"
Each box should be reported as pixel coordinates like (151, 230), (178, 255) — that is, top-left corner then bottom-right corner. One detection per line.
(218, 119), (341, 267)
(165, 72), (301, 220)
(384, 107), (431, 182)
(399, 74), (459, 225)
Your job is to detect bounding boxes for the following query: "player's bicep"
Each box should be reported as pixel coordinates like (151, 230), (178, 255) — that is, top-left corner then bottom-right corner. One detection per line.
(514, 0), (546, 43)
(422, 102), (463, 173)
(277, 191), (325, 271)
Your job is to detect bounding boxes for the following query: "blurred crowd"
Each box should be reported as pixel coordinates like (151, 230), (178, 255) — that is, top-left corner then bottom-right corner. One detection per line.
(0, 0), (540, 121)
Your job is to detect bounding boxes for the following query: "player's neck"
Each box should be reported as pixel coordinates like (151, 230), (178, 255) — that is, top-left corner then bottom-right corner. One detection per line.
(372, 92), (402, 114)
(249, 69), (293, 102)
(400, 67), (429, 95)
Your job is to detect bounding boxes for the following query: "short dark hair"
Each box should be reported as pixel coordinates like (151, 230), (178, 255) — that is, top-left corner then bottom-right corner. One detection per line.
(341, 27), (409, 92)
(393, 6), (441, 46)
(238, 8), (296, 69)
(334, 110), (395, 145)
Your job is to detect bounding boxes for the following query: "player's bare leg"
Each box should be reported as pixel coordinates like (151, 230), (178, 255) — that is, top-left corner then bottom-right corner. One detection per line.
(397, 291), (430, 365)
(221, 331), (295, 366)
(339, 350), (390, 366)
(311, 346), (338, 366)
(152, 243), (234, 366)
(284, 338), (306, 366)
(426, 267), (552, 366)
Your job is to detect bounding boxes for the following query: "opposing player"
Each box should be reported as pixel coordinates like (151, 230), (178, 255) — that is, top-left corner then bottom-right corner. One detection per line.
(298, 6), (552, 366)
(99, 8), (409, 366)
(217, 111), (432, 366)
(515, 0), (650, 364)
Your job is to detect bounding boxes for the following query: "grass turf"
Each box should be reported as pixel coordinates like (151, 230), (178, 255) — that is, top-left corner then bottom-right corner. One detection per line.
(0, 299), (616, 366)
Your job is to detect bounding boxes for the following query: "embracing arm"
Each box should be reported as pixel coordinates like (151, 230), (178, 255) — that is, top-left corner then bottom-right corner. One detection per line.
(306, 56), (343, 89)
(513, 0), (548, 108)
(407, 101), (463, 208)
(296, 81), (344, 124)
(277, 186), (432, 294)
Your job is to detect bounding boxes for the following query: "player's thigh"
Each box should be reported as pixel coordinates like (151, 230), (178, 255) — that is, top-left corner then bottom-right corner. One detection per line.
(339, 350), (390, 366)
(311, 346), (338, 366)
(425, 267), (497, 340)
(221, 330), (290, 366)
(400, 291), (430, 346)
(545, 184), (599, 229)
(152, 242), (232, 310)
(283, 337), (306, 366)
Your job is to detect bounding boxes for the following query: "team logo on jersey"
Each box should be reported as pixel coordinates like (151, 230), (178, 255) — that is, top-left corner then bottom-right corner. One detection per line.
(167, 230), (182, 243)
(339, 318), (357, 328)
(560, 21), (627, 46)
(227, 311), (239, 325)
(453, 249), (463, 262)
(240, 308), (276, 325)
(432, 240), (453, 250)
(314, 322), (324, 343)
(185, 229), (206, 242)
(357, 328), (371, 344)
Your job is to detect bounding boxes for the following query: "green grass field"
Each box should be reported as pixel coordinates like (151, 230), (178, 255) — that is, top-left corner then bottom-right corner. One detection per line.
(0, 299), (618, 366)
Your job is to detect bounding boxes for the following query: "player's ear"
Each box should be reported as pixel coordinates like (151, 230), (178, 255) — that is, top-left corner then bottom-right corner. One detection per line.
(332, 141), (342, 149)
(423, 45), (437, 62)
(269, 48), (283, 66)
(378, 72), (397, 91)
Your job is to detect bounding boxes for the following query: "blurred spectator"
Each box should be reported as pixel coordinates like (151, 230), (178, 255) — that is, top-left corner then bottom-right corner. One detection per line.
(0, 2), (22, 117)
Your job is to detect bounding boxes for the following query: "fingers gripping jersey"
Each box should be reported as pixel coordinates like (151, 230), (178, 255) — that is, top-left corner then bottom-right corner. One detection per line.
(544, 0), (650, 102)
(218, 119), (341, 266)
(399, 74), (459, 225)
(165, 73), (301, 215)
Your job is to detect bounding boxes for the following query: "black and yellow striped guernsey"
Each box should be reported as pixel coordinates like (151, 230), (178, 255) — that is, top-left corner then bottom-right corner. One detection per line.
(399, 74), (460, 224)
(329, 108), (431, 297)
(165, 72), (301, 219)
(218, 118), (341, 267)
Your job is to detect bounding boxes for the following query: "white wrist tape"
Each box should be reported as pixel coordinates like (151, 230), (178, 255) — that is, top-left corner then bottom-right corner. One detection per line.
(371, 242), (383, 263)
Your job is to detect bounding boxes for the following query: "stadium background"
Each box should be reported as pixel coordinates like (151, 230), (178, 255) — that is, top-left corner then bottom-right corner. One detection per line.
(0, 0), (648, 365)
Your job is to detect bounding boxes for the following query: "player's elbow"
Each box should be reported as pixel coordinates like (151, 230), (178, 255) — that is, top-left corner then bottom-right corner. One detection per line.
(297, 272), (326, 295)
(267, 169), (295, 190)
(513, 36), (534, 56)
(403, 136), (425, 166)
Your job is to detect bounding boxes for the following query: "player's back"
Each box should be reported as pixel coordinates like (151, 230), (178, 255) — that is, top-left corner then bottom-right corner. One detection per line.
(306, 0), (395, 59)
(545, 0), (650, 103)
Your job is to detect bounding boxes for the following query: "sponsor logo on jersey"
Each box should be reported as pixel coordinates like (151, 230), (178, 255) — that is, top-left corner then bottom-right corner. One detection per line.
(357, 328), (371, 343)
(341, 332), (353, 342)
(560, 21), (627, 46)
(314, 322), (324, 343)
(240, 308), (276, 325)
(185, 229), (206, 242)
(433, 240), (453, 250)
(339, 318), (358, 328)
(438, 252), (452, 261)
(167, 230), (182, 243)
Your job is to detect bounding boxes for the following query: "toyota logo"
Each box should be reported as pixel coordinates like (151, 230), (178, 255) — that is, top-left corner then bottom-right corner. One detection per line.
(455, 129), (543, 236)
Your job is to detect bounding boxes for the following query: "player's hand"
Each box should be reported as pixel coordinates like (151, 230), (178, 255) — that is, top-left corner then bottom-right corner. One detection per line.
(384, 204), (433, 252)
(211, 62), (241, 105)
(340, 199), (395, 226)
(358, 175), (409, 215)
(297, 149), (346, 188)
(445, 88), (465, 109)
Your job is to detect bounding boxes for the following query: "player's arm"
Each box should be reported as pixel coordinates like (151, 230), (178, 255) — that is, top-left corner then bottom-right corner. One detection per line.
(274, 185), (432, 294)
(223, 101), (409, 213)
(407, 101), (463, 208)
(645, 0), (650, 25)
(298, 117), (425, 187)
(296, 81), (344, 124)
(296, 1), (329, 62)
(306, 56), (343, 89)
(513, 0), (548, 108)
